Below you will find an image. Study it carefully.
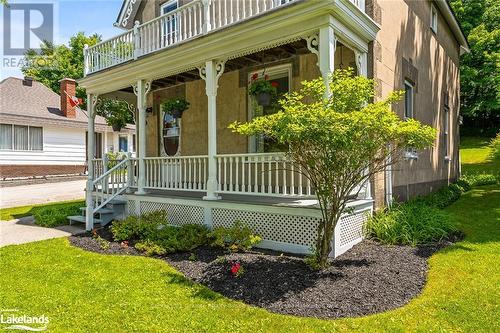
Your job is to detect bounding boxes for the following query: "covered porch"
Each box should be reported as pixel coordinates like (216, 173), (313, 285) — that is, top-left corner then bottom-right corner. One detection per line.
(79, 0), (378, 257)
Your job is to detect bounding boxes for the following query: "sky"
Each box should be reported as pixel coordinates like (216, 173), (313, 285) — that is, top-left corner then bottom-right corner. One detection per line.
(0, 0), (124, 80)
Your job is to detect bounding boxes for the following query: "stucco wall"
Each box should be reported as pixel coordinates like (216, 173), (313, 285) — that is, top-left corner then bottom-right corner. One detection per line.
(370, 0), (461, 202)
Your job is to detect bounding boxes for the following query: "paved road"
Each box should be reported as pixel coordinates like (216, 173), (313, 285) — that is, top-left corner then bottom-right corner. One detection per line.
(0, 180), (86, 209)
(0, 216), (85, 247)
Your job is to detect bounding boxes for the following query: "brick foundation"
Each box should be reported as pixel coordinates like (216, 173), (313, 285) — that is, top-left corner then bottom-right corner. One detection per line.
(0, 165), (86, 179)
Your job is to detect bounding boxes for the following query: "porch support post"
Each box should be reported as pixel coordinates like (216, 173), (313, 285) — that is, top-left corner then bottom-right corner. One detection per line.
(85, 93), (98, 231)
(199, 59), (225, 200)
(318, 25), (336, 98)
(134, 79), (151, 195)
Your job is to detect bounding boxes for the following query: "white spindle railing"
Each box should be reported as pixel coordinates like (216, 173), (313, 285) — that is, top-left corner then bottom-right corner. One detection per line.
(92, 158), (130, 211)
(84, 0), (302, 75)
(215, 153), (314, 197)
(91, 159), (104, 179)
(143, 156), (209, 191)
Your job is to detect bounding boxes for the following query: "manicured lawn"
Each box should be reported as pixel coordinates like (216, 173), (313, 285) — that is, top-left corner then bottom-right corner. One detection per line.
(0, 200), (84, 221)
(460, 136), (499, 175)
(0, 185), (498, 332)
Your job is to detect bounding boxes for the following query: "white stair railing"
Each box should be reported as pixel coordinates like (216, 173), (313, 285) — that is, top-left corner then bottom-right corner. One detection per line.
(92, 157), (130, 212)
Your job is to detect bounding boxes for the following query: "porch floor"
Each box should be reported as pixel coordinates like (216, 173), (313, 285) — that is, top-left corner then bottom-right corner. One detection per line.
(125, 188), (366, 209)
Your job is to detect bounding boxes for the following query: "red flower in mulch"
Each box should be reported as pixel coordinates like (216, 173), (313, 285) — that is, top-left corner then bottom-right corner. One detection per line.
(230, 262), (242, 276)
(271, 81), (279, 88)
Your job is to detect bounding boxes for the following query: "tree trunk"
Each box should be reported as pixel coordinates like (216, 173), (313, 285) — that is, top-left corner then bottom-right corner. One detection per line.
(315, 204), (340, 269)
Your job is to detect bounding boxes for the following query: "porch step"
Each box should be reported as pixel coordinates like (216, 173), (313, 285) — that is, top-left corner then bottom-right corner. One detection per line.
(68, 215), (103, 225)
(79, 207), (114, 214)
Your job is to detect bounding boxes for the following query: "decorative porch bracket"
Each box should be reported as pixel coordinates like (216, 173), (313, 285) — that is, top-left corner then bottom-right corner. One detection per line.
(85, 93), (99, 231)
(305, 25), (337, 99)
(198, 59), (226, 200)
(133, 79), (152, 195)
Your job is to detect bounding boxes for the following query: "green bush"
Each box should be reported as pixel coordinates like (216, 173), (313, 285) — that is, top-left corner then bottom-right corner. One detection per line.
(135, 240), (166, 256)
(490, 133), (500, 160)
(461, 173), (498, 187)
(110, 211), (166, 241)
(111, 210), (210, 254)
(33, 203), (82, 227)
(365, 201), (456, 246)
(209, 220), (262, 252)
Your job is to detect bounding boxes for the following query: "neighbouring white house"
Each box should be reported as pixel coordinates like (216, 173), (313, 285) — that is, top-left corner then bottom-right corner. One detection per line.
(0, 77), (135, 179)
(74, 0), (467, 258)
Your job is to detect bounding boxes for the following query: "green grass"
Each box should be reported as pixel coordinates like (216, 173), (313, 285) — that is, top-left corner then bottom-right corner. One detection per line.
(0, 186), (498, 332)
(460, 136), (500, 175)
(0, 200), (85, 221)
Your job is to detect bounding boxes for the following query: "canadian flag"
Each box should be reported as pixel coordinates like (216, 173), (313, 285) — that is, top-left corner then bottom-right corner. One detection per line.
(64, 91), (82, 108)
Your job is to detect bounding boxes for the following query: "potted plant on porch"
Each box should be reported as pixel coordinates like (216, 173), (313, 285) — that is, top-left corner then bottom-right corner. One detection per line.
(162, 98), (190, 118)
(97, 98), (133, 132)
(248, 73), (279, 106)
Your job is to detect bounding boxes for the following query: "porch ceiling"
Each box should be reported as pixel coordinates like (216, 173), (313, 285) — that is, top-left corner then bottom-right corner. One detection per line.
(119, 40), (310, 93)
(79, 0), (379, 95)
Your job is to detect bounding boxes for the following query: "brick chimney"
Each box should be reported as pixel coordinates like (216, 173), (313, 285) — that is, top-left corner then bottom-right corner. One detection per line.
(59, 78), (77, 118)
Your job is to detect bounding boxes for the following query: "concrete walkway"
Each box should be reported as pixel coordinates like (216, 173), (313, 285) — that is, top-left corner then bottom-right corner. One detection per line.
(0, 216), (85, 247)
(0, 180), (86, 209)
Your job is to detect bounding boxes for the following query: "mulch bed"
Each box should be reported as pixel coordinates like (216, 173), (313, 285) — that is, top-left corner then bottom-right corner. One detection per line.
(69, 228), (460, 319)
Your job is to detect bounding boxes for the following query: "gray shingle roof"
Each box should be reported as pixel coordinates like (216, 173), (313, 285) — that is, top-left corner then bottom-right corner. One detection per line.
(0, 77), (134, 132)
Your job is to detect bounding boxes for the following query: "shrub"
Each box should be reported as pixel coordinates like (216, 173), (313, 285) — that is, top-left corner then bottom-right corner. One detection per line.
(490, 133), (500, 160)
(33, 203), (82, 227)
(461, 173), (498, 187)
(209, 220), (262, 252)
(111, 211), (210, 254)
(135, 240), (166, 256)
(110, 211), (166, 241)
(365, 201), (456, 246)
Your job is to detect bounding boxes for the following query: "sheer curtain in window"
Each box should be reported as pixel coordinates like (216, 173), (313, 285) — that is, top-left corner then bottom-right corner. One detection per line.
(14, 125), (29, 150)
(29, 127), (43, 150)
(0, 124), (13, 149)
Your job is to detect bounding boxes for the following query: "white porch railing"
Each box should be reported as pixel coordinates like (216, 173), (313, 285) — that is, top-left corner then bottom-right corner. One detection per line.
(215, 153), (314, 197)
(84, 0), (366, 75)
(143, 156), (209, 191)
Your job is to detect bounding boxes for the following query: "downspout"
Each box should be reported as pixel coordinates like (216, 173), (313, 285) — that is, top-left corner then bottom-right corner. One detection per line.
(385, 151), (393, 206)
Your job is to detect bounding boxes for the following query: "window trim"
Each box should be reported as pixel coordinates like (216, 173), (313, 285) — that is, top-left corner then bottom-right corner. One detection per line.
(0, 123), (43, 152)
(160, 0), (179, 15)
(430, 4), (438, 34)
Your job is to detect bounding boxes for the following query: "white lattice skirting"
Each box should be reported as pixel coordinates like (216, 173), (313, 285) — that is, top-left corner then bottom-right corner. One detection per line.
(124, 195), (373, 257)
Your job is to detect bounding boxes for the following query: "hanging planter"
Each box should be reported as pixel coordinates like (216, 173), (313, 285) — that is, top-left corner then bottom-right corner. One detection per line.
(162, 98), (190, 119)
(112, 123), (123, 132)
(255, 92), (272, 106)
(248, 72), (279, 107)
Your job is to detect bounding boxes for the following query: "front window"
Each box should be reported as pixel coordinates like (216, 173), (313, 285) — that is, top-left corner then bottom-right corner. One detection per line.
(249, 65), (291, 153)
(161, 0), (179, 44)
(0, 124), (43, 151)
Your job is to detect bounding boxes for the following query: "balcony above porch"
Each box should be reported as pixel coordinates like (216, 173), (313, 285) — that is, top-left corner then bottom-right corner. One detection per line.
(81, 0), (377, 94)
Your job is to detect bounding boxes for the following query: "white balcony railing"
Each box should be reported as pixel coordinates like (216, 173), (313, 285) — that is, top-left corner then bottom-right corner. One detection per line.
(84, 0), (365, 75)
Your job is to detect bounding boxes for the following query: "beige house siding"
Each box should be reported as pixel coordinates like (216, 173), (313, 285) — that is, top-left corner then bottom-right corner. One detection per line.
(369, 0), (461, 203)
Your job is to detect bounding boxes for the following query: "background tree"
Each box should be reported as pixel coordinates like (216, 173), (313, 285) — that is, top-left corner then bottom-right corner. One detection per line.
(21, 32), (101, 109)
(230, 70), (436, 269)
(450, 0), (500, 135)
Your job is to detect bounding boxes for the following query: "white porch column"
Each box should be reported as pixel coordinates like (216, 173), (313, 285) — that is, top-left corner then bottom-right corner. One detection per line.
(318, 25), (336, 98)
(199, 60), (225, 200)
(134, 79), (151, 195)
(85, 93), (98, 231)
